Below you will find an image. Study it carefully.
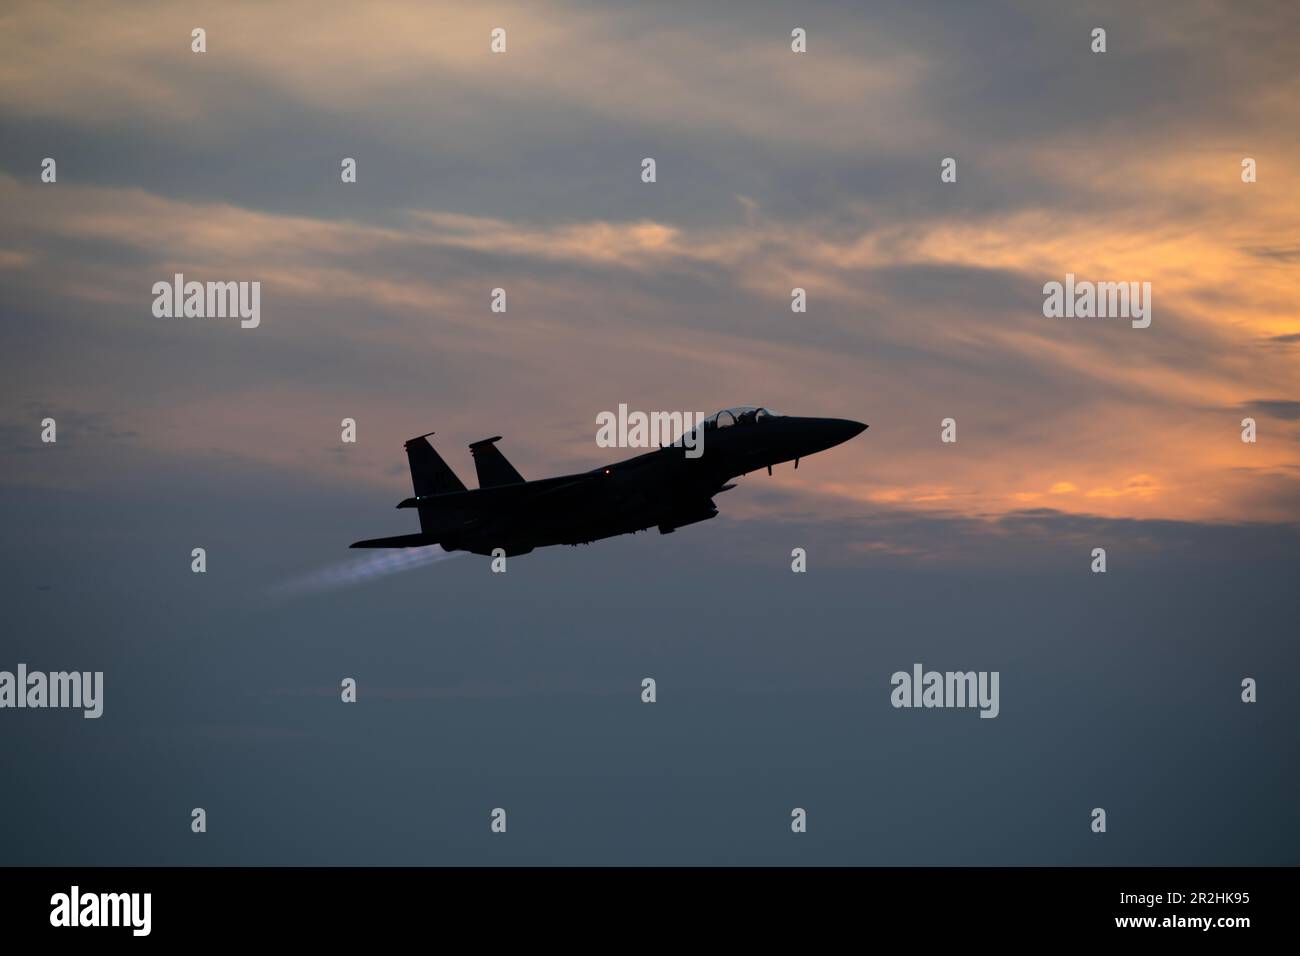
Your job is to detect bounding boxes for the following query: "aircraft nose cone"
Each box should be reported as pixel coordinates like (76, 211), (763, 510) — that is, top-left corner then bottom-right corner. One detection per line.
(827, 418), (868, 446)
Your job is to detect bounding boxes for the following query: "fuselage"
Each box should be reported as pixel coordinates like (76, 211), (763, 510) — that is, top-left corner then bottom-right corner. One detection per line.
(354, 409), (867, 556)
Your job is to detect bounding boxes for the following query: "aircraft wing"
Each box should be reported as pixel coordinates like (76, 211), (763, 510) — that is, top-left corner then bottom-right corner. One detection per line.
(396, 472), (598, 510)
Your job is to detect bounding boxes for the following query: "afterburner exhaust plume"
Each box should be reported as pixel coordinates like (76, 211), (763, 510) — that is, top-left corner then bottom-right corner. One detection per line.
(270, 546), (465, 597)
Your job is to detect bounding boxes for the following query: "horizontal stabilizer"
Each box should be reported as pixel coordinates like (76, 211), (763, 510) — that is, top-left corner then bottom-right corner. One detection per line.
(350, 533), (436, 549)
(468, 436), (524, 488)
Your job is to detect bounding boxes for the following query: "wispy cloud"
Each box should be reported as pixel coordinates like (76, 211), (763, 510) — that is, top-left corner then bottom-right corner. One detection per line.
(2, 0), (1297, 532)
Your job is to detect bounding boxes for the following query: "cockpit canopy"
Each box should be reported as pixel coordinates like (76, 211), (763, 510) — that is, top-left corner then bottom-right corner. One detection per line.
(670, 406), (782, 446)
(703, 406), (782, 429)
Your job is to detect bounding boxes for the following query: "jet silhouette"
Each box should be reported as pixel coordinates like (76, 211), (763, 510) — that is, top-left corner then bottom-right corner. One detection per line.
(351, 406), (866, 556)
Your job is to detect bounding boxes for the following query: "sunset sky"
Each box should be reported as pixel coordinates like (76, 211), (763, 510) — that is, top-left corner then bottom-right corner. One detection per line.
(2, 1), (1297, 865)
(4, 0), (1298, 534)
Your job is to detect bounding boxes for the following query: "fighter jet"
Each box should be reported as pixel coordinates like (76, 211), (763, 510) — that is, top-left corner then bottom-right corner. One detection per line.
(351, 406), (866, 556)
